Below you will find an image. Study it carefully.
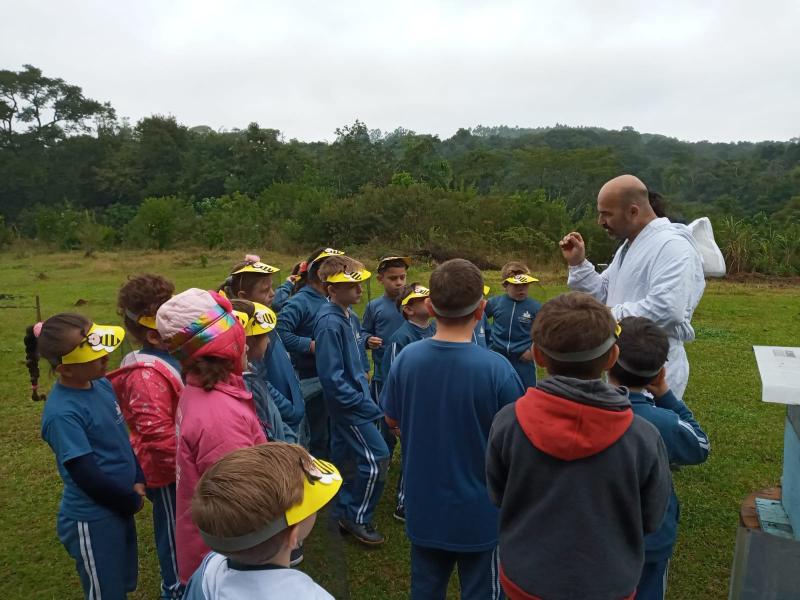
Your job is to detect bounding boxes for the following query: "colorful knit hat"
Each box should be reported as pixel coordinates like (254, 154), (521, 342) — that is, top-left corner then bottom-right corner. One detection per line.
(156, 288), (246, 369)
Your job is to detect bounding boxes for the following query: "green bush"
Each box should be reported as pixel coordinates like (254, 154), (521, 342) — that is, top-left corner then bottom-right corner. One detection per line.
(124, 196), (194, 250)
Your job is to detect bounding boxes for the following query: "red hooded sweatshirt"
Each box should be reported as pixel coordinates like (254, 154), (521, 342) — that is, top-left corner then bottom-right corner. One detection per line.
(486, 376), (671, 600)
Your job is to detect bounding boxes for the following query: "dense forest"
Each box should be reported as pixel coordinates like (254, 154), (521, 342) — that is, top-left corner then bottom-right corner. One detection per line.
(2, 65), (799, 273)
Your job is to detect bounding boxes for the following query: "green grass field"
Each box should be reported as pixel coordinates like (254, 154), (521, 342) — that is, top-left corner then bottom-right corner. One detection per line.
(1, 249), (797, 599)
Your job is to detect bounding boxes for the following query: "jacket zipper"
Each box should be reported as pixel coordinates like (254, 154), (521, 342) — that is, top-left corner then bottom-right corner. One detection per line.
(507, 301), (516, 354)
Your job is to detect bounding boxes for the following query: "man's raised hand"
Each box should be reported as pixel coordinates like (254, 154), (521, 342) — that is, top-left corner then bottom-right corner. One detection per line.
(559, 232), (586, 266)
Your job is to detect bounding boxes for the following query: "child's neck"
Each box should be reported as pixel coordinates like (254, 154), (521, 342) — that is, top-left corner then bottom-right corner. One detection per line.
(607, 376), (644, 393)
(408, 315), (430, 328)
(332, 299), (351, 314)
(383, 291), (397, 300)
(58, 376), (92, 390)
(433, 321), (474, 343)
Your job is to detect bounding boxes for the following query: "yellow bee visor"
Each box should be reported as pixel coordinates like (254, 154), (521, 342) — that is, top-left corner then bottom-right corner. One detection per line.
(401, 285), (430, 306)
(483, 285), (490, 296)
(198, 458), (343, 553)
(61, 323), (125, 365)
(378, 255), (412, 271)
(233, 303), (277, 336)
(231, 261), (280, 275)
(326, 269), (371, 284)
(504, 274), (539, 285)
(248, 303), (276, 336)
(309, 248), (345, 267)
(124, 308), (158, 330)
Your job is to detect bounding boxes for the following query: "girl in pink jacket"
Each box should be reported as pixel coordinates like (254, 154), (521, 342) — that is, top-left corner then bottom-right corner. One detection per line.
(156, 288), (267, 585)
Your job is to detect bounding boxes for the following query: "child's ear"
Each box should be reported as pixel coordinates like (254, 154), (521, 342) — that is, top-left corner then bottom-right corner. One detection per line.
(236, 290), (248, 299)
(533, 345), (550, 369)
(473, 298), (487, 321)
(286, 524), (301, 551)
(145, 329), (162, 347)
(424, 298), (436, 317)
(651, 366), (667, 387)
(604, 345), (621, 371)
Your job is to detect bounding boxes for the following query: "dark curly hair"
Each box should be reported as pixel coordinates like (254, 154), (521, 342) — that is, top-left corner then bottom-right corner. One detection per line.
(117, 274), (175, 343)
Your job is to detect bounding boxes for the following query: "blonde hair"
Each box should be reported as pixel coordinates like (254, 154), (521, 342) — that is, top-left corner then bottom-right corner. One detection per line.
(192, 443), (311, 563)
(501, 261), (531, 280)
(317, 255), (365, 283)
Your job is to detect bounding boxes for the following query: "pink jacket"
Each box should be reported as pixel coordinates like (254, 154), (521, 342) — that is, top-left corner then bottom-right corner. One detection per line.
(175, 374), (267, 583)
(108, 351), (184, 488)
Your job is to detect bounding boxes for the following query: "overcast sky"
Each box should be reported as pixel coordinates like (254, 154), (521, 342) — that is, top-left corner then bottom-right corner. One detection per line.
(2, 0), (798, 143)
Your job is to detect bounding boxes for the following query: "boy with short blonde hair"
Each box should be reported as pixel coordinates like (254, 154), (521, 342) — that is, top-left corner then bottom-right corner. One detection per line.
(184, 443), (340, 598)
(314, 256), (389, 546)
(485, 260), (542, 388)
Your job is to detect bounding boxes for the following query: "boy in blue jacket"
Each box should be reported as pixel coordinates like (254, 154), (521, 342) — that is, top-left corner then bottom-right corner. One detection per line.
(381, 283), (436, 378)
(382, 259), (525, 598)
(278, 247), (345, 458)
(485, 261), (541, 388)
(314, 255), (389, 546)
(381, 282), (436, 522)
(608, 316), (710, 600)
(362, 255), (409, 394)
(473, 285), (490, 347)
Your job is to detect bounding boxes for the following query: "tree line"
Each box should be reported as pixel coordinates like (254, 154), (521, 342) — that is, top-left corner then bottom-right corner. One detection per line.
(1, 65), (799, 274)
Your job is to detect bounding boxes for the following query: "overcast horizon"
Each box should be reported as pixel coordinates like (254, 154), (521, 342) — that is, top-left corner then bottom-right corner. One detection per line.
(2, 0), (799, 144)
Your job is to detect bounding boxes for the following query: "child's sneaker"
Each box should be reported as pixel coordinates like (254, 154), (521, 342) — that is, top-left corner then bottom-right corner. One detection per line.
(338, 519), (386, 546)
(393, 505), (405, 522)
(290, 544), (304, 567)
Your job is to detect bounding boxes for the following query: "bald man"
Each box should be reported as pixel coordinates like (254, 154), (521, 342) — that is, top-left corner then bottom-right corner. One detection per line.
(560, 175), (705, 398)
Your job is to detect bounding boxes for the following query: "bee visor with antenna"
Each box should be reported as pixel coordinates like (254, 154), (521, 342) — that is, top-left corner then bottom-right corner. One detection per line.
(198, 458), (343, 553)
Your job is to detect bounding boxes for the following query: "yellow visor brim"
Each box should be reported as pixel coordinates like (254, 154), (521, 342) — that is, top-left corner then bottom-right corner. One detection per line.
(231, 262), (280, 275)
(247, 304), (277, 336)
(61, 324), (125, 365)
(326, 269), (371, 284)
(401, 287), (430, 306)
(310, 248), (345, 267)
(138, 315), (158, 330)
(504, 274), (539, 284)
(285, 458), (343, 526)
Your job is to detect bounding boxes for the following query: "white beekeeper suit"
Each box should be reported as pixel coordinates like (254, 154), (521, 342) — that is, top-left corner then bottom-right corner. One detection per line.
(568, 217), (705, 398)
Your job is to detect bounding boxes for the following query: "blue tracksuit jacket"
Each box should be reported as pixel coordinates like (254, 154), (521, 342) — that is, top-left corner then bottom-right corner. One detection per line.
(629, 389), (709, 561)
(277, 285), (327, 379)
(314, 302), (383, 426)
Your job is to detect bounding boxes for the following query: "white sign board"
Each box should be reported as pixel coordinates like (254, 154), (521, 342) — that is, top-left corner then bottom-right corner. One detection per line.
(753, 346), (800, 405)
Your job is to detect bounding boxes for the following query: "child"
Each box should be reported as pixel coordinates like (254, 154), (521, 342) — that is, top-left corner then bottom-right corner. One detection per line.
(362, 255), (410, 397)
(381, 259), (525, 598)
(608, 316), (710, 600)
(485, 261), (542, 388)
(486, 292), (672, 600)
(314, 255), (389, 546)
(230, 299), (296, 443)
(224, 256), (305, 439)
(108, 274), (185, 599)
(473, 284), (491, 347)
(277, 247), (345, 458)
(26, 313), (144, 599)
(271, 262), (302, 313)
(381, 283), (436, 522)
(183, 443), (340, 599)
(156, 288), (268, 584)
(220, 254), (280, 306)
(381, 283), (436, 378)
